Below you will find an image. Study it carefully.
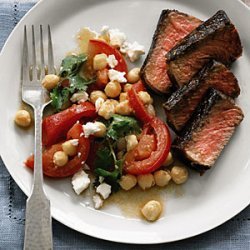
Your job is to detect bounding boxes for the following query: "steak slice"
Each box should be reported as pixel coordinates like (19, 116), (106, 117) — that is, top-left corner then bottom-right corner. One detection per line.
(172, 88), (244, 173)
(140, 10), (202, 94)
(163, 60), (240, 133)
(166, 10), (242, 87)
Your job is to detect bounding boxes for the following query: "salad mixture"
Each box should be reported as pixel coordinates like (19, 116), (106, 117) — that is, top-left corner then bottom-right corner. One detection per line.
(14, 26), (189, 222)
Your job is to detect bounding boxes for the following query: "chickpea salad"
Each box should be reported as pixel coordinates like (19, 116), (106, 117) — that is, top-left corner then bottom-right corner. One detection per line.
(15, 26), (189, 222)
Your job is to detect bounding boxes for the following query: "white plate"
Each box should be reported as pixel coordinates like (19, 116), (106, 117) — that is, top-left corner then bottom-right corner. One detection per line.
(1, 0), (250, 244)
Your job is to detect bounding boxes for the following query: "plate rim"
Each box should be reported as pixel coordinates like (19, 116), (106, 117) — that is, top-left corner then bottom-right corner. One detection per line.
(0, 0), (250, 244)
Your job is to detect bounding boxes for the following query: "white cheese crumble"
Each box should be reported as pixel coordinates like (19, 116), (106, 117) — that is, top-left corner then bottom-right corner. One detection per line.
(71, 170), (90, 195)
(95, 97), (105, 112)
(108, 69), (127, 83)
(83, 122), (101, 138)
(121, 41), (145, 62)
(107, 54), (118, 68)
(93, 194), (103, 209)
(70, 91), (89, 103)
(100, 25), (109, 36)
(109, 29), (126, 47)
(96, 182), (112, 199)
(70, 139), (79, 147)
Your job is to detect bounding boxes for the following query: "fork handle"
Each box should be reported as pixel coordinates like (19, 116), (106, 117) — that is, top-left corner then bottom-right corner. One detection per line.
(24, 106), (53, 250)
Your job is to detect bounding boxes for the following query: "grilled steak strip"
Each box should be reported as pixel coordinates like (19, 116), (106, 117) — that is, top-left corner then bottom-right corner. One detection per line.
(166, 10), (242, 87)
(140, 10), (202, 94)
(172, 88), (244, 173)
(163, 60), (240, 133)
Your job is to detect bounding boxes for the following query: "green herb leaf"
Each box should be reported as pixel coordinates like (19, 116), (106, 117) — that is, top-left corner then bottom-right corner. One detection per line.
(94, 145), (114, 170)
(107, 114), (141, 141)
(50, 54), (95, 111)
(59, 54), (87, 77)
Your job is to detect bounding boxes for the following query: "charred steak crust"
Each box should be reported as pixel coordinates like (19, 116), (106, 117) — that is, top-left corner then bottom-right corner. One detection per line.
(172, 88), (244, 173)
(166, 10), (243, 87)
(163, 60), (240, 133)
(140, 10), (202, 94)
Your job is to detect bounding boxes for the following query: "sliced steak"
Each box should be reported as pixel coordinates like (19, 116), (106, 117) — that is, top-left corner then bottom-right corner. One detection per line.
(140, 10), (202, 94)
(172, 88), (244, 173)
(163, 60), (240, 133)
(166, 10), (242, 87)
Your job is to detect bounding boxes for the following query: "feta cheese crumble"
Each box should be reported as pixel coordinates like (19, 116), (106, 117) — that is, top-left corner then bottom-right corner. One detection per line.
(96, 183), (112, 199)
(109, 29), (126, 47)
(107, 54), (118, 68)
(70, 91), (89, 103)
(83, 122), (101, 137)
(72, 170), (90, 195)
(121, 41), (145, 62)
(95, 97), (105, 111)
(108, 69), (127, 83)
(93, 194), (103, 209)
(70, 139), (79, 147)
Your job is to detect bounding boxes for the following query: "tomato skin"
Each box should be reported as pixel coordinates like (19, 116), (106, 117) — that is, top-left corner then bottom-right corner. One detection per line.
(88, 39), (128, 73)
(25, 124), (90, 177)
(128, 83), (152, 124)
(42, 102), (96, 146)
(132, 80), (146, 93)
(124, 118), (171, 175)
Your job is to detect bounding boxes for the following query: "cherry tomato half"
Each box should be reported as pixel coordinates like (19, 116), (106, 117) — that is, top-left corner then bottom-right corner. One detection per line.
(88, 39), (128, 73)
(25, 124), (90, 177)
(42, 102), (96, 146)
(123, 118), (171, 175)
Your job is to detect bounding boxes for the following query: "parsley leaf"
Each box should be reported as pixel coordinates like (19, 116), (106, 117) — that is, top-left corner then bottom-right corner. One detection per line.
(50, 54), (94, 111)
(59, 54), (87, 77)
(94, 140), (124, 192)
(107, 114), (141, 141)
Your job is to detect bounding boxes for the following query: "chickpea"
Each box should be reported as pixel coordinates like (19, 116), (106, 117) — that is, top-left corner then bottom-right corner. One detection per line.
(42, 74), (60, 91)
(115, 100), (133, 116)
(125, 134), (138, 152)
(14, 110), (31, 127)
(154, 170), (171, 187)
(117, 137), (126, 151)
(123, 83), (132, 92)
(104, 81), (122, 98)
(62, 139), (78, 156)
(98, 99), (117, 120)
(162, 152), (174, 167)
(138, 91), (153, 105)
(141, 200), (162, 221)
(146, 104), (156, 116)
(119, 92), (128, 102)
(93, 53), (108, 71)
(127, 68), (140, 83)
(171, 165), (189, 184)
(137, 174), (155, 190)
(53, 151), (68, 167)
(93, 122), (107, 137)
(119, 174), (137, 191)
(90, 90), (107, 104)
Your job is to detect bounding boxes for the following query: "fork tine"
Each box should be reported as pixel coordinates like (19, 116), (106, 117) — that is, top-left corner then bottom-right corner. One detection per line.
(22, 25), (29, 82)
(47, 25), (54, 74)
(31, 25), (37, 80)
(40, 25), (45, 79)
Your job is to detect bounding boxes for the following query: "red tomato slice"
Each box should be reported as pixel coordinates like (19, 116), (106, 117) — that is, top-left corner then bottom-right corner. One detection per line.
(25, 124), (90, 177)
(132, 80), (146, 92)
(128, 83), (152, 124)
(88, 39), (128, 73)
(124, 118), (171, 175)
(43, 102), (96, 146)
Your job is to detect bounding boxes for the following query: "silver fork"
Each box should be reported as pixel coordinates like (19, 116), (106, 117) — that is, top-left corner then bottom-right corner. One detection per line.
(22, 25), (53, 250)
